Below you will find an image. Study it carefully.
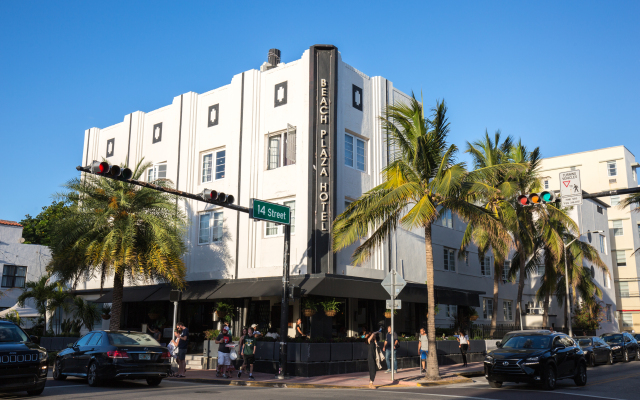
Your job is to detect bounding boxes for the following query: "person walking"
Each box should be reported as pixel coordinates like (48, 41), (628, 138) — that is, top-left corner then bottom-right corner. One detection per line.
(295, 318), (306, 338)
(236, 327), (248, 375)
(215, 326), (233, 378)
(457, 330), (470, 367)
(175, 322), (189, 377)
(238, 327), (256, 380)
(418, 327), (428, 373)
(366, 329), (379, 389)
(383, 326), (398, 374)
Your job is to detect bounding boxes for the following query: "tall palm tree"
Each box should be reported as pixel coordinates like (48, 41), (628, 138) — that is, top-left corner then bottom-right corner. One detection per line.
(620, 194), (640, 255)
(462, 131), (520, 335)
(17, 274), (70, 335)
(49, 160), (188, 330)
(333, 96), (503, 380)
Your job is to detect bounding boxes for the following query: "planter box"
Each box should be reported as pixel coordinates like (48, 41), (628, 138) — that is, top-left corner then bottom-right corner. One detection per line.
(300, 343), (330, 362)
(40, 337), (77, 352)
(398, 341), (418, 357)
(435, 340), (459, 355)
(330, 343), (352, 361)
(352, 342), (368, 360)
(255, 341), (275, 360)
(469, 340), (486, 353)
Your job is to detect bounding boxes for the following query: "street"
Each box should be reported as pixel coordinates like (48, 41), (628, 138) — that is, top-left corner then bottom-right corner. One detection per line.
(12, 361), (638, 400)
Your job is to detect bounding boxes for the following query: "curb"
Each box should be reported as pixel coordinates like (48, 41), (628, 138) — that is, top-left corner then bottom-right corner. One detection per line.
(458, 370), (484, 378)
(416, 376), (473, 387)
(172, 377), (365, 389)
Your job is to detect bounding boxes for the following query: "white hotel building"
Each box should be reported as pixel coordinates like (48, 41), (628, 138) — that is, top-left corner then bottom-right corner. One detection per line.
(75, 45), (618, 340)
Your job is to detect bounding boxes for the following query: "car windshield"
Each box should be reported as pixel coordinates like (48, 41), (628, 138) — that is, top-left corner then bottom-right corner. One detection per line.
(502, 335), (551, 349)
(578, 339), (592, 347)
(635, 335), (640, 341)
(108, 332), (160, 346)
(602, 334), (622, 343)
(0, 324), (29, 342)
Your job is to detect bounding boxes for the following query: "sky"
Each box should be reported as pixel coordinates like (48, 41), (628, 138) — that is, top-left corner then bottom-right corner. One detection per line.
(1, 0), (638, 223)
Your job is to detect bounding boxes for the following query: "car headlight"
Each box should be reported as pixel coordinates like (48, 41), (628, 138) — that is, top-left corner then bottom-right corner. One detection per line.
(484, 355), (494, 363)
(611, 346), (621, 350)
(524, 357), (539, 365)
(39, 351), (47, 361)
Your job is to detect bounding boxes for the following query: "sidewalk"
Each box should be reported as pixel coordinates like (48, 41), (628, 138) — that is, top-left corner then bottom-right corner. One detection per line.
(169, 362), (484, 389)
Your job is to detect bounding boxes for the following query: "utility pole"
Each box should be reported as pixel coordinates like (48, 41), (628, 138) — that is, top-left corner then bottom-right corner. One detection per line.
(277, 224), (291, 379)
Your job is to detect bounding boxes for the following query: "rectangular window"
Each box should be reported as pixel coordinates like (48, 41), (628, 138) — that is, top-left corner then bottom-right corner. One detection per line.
(619, 281), (630, 298)
(502, 261), (510, 281)
(147, 163), (167, 182)
(483, 298), (493, 319)
(616, 250), (626, 267)
(480, 256), (491, 276)
(443, 248), (455, 272)
(265, 200), (296, 237)
(437, 209), (453, 229)
(544, 180), (549, 189)
(202, 154), (212, 183)
(622, 313), (633, 328)
(597, 206), (603, 214)
(212, 211), (223, 242)
(607, 161), (617, 176)
(600, 235), (606, 254)
(202, 150), (225, 182)
(215, 150), (225, 179)
(268, 136), (280, 170)
(611, 195), (621, 206)
(606, 305), (612, 322)
(267, 128), (297, 170)
(1, 265), (27, 288)
(198, 213), (210, 244)
(604, 271), (610, 288)
(613, 220), (624, 236)
(198, 211), (223, 244)
(503, 300), (513, 321)
(344, 133), (366, 172)
(537, 264), (545, 276)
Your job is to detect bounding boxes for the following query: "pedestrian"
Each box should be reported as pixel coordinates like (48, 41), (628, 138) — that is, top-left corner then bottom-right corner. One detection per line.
(295, 318), (306, 338)
(457, 330), (469, 367)
(383, 325), (398, 373)
(236, 327), (248, 375)
(366, 329), (379, 389)
(167, 329), (179, 377)
(418, 327), (428, 373)
(175, 322), (189, 377)
(251, 324), (263, 338)
(215, 325), (233, 378)
(548, 326), (555, 333)
(224, 321), (233, 335)
(238, 327), (256, 380)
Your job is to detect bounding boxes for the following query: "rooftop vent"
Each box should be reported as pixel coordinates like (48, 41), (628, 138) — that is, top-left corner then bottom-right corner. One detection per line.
(268, 48), (281, 66)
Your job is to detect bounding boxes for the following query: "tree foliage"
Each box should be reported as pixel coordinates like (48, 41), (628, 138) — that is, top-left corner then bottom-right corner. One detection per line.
(20, 201), (69, 246)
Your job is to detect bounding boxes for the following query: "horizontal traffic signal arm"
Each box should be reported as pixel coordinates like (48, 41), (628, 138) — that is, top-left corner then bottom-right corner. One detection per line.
(77, 163), (248, 213)
(582, 187), (640, 199)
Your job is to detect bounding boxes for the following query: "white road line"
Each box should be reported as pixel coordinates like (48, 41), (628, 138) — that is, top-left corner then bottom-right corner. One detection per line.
(437, 385), (630, 400)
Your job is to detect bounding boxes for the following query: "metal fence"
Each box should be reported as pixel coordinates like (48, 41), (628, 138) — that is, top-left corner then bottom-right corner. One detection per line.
(452, 324), (572, 340)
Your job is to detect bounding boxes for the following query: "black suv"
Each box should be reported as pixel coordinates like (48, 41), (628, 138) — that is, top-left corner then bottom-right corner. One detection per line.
(485, 332), (587, 390)
(0, 321), (48, 395)
(600, 332), (640, 362)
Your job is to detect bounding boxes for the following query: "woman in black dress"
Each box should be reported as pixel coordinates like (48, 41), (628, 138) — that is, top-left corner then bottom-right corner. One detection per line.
(366, 330), (379, 389)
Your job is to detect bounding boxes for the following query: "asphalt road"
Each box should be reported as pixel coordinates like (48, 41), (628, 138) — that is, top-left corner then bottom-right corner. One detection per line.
(4, 360), (639, 400)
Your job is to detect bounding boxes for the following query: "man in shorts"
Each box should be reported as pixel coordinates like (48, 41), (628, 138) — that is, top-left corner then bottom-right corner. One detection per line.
(215, 326), (233, 378)
(238, 327), (256, 379)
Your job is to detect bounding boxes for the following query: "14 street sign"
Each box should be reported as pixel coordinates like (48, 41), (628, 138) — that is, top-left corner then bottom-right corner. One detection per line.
(381, 270), (407, 297)
(249, 199), (290, 225)
(559, 170), (583, 207)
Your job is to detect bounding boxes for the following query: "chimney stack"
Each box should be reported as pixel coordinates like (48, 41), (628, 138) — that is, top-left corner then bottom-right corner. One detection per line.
(268, 48), (281, 66)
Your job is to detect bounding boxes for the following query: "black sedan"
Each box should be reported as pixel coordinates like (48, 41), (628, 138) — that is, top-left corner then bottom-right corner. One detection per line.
(0, 321), (48, 395)
(576, 336), (613, 367)
(600, 332), (640, 362)
(485, 332), (587, 390)
(53, 330), (171, 386)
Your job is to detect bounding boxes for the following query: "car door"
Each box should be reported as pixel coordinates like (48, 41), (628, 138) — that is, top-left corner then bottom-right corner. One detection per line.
(552, 336), (570, 377)
(563, 336), (580, 376)
(67, 333), (93, 373)
(594, 338), (605, 363)
(73, 333), (95, 375)
(623, 333), (632, 356)
(77, 332), (104, 374)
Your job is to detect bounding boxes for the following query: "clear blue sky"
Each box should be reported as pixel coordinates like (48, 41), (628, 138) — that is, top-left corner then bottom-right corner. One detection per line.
(1, 1), (638, 222)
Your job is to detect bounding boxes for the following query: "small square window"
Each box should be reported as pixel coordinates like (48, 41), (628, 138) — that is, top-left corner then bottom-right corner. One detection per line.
(147, 163), (167, 182)
(446, 305), (457, 318)
(607, 161), (617, 177)
(1, 265), (27, 288)
(612, 220), (624, 236)
(611, 195), (621, 206)
(198, 211), (223, 244)
(544, 180), (549, 189)
(597, 206), (603, 214)
(615, 250), (626, 267)
(622, 313), (633, 327)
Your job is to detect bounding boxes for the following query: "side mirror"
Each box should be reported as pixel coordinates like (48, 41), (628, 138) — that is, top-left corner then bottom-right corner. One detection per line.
(30, 335), (40, 344)
(553, 343), (566, 350)
(496, 341), (502, 348)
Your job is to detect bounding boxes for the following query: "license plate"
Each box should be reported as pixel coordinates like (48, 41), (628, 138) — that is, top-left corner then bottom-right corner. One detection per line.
(139, 354), (151, 360)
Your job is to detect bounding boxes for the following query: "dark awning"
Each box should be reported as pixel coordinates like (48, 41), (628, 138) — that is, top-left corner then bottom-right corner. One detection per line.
(180, 280), (225, 301)
(94, 286), (162, 303)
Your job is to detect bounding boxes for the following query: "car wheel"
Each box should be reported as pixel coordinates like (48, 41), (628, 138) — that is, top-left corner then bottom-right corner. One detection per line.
(146, 377), (162, 387)
(589, 354), (596, 368)
(26, 387), (45, 396)
(574, 362), (587, 386)
(636, 349), (640, 361)
(624, 350), (630, 363)
(542, 365), (557, 390)
(489, 381), (503, 388)
(53, 359), (66, 381)
(87, 362), (100, 387)
(607, 352), (613, 365)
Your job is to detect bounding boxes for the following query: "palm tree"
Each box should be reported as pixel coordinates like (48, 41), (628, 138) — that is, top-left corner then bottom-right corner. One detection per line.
(72, 297), (101, 332)
(16, 274), (70, 335)
(49, 159), (188, 330)
(620, 193), (640, 255)
(333, 97), (503, 380)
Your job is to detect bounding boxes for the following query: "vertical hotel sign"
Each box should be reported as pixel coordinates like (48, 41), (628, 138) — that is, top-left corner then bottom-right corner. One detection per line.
(310, 45), (337, 274)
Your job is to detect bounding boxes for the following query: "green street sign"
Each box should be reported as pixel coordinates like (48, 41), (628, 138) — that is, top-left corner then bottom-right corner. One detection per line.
(249, 199), (290, 225)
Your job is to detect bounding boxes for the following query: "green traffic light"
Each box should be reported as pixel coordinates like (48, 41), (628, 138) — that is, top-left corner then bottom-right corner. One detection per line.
(542, 192), (552, 202)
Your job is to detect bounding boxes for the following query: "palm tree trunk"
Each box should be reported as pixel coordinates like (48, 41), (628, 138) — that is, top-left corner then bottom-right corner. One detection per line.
(543, 292), (550, 328)
(424, 222), (440, 380)
(515, 240), (526, 329)
(491, 264), (499, 337)
(110, 271), (124, 331)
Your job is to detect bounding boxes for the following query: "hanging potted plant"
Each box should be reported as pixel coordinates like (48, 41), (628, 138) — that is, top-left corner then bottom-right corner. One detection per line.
(147, 305), (163, 320)
(215, 301), (234, 320)
(321, 298), (340, 317)
(384, 309), (398, 319)
(302, 298), (317, 317)
(469, 307), (479, 321)
(101, 305), (111, 320)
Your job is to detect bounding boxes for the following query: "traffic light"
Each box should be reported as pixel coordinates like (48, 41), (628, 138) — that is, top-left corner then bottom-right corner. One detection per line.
(517, 191), (556, 206)
(89, 161), (132, 180)
(202, 189), (235, 205)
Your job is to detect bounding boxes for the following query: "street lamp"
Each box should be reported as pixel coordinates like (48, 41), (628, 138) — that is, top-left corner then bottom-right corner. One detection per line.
(563, 230), (604, 336)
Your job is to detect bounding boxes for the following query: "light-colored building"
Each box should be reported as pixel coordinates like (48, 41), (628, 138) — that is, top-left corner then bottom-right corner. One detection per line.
(541, 146), (640, 332)
(0, 219), (52, 325)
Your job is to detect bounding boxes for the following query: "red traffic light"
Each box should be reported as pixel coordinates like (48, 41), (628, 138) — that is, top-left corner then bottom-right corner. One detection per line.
(202, 189), (233, 204)
(518, 195), (529, 206)
(88, 161), (132, 180)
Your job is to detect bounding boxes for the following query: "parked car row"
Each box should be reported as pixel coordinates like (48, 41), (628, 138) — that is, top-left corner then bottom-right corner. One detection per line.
(484, 330), (640, 391)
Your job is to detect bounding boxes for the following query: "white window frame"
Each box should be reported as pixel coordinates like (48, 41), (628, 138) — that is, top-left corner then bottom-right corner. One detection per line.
(266, 128), (296, 170)
(344, 133), (366, 172)
(503, 300), (513, 321)
(615, 250), (626, 267)
(446, 305), (457, 318)
(198, 210), (223, 245)
(480, 256), (492, 277)
(612, 220), (624, 236)
(147, 162), (167, 182)
(202, 149), (225, 183)
(437, 209), (453, 229)
(599, 234), (606, 254)
(264, 199), (296, 237)
(611, 195), (621, 206)
(1, 265), (27, 288)
(544, 180), (549, 189)
(483, 298), (493, 319)
(607, 161), (617, 177)
(619, 281), (630, 298)
(502, 260), (510, 282)
(443, 248), (456, 272)
(604, 270), (610, 288)
(622, 313), (633, 328)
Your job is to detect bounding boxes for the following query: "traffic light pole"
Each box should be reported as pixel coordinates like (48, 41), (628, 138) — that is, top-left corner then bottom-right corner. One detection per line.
(582, 186), (640, 199)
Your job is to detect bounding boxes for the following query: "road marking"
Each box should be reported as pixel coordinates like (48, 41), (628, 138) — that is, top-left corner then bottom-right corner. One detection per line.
(586, 372), (640, 386)
(442, 385), (630, 400)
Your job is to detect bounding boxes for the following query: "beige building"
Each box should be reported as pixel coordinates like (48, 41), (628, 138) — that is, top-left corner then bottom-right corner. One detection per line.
(540, 146), (640, 332)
